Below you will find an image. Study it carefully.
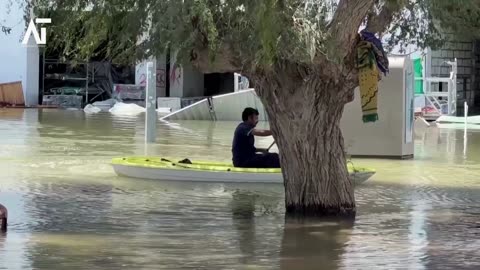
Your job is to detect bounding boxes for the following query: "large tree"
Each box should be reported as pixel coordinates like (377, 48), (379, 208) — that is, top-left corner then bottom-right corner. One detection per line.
(28, 0), (479, 216)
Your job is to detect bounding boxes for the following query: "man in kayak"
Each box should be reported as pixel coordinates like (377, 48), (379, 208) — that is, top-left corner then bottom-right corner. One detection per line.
(232, 107), (280, 168)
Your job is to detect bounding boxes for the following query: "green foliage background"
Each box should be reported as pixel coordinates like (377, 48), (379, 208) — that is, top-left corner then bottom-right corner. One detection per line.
(23, 0), (480, 70)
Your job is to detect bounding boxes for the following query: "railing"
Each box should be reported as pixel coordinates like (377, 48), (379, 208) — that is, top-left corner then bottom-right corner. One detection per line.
(414, 59), (457, 119)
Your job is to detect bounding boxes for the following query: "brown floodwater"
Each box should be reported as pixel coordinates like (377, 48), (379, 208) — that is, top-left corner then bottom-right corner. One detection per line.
(0, 109), (479, 269)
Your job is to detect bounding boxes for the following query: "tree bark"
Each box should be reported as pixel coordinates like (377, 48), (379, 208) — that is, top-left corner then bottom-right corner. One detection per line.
(328, 0), (377, 60)
(0, 203), (7, 232)
(253, 70), (355, 217)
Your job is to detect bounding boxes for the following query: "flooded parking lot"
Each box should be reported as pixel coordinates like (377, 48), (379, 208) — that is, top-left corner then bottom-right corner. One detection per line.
(0, 109), (479, 269)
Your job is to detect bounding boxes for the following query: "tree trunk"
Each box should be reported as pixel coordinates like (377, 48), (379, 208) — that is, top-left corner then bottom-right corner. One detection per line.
(254, 71), (355, 217)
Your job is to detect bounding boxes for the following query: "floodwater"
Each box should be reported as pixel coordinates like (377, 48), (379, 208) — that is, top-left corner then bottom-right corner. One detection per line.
(0, 109), (479, 270)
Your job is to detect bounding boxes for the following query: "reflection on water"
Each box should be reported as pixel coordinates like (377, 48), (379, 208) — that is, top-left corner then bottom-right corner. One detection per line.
(280, 217), (354, 270)
(0, 109), (479, 269)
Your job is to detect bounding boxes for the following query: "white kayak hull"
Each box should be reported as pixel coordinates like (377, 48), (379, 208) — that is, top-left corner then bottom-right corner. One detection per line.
(112, 163), (374, 185)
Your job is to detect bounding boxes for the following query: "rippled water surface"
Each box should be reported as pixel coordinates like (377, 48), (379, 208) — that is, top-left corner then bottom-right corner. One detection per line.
(0, 109), (479, 269)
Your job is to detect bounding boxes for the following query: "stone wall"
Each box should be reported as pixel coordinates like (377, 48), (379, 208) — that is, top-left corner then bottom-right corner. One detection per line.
(430, 37), (477, 115)
(473, 41), (480, 111)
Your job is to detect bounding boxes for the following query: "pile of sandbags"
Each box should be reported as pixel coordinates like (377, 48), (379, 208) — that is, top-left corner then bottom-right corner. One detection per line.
(108, 102), (145, 115)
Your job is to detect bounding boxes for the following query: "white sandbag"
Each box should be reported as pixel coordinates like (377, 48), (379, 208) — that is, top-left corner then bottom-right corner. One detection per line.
(93, 98), (117, 111)
(414, 117), (430, 133)
(157, 107), (172, 113)
(83, 104), (102, 114)
(93, 98), (117, 107)
(109, 102), (145, 115)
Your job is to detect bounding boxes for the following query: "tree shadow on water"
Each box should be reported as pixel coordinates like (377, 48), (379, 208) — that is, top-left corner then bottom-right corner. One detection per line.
(0, 231), (5, 251)
(230, 191), (257, 264)
(279, 216), (355, 270)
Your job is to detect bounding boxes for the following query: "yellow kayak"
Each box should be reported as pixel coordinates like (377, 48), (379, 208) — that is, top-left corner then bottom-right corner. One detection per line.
(111, 156), (375, 184)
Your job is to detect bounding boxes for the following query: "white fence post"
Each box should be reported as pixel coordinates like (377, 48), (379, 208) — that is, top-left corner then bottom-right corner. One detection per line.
(145, 61), (157, 143)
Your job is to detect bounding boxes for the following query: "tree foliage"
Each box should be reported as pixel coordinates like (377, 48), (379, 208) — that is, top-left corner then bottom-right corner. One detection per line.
(27, 0), (480, 71)
(381, 0), (480, 52)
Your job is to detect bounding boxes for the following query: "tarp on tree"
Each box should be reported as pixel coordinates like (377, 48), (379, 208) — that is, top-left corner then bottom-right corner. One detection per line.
(413, 58), (423, 94)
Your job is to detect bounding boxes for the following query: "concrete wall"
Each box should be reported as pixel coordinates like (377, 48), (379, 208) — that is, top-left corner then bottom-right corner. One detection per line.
(340, 56), (415, 158)
(182, 64), (204, 97)
(135, 53), (205, 99)
(169, 52), (183, 97)
(0, 0), (39, 106)
(163, 56), (415, 159)
(156, 55), (167, 97)
(135, 56), (167, 98)
(161, 89), (268, 121)
(166, 51), (204, 98)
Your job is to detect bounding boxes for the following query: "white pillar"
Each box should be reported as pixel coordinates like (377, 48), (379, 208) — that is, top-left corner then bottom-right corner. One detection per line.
(234, 73), (240, 92)
(145, 61), (157, 143)
(25, 6), (39, 107)
(425, 48), (431, 93)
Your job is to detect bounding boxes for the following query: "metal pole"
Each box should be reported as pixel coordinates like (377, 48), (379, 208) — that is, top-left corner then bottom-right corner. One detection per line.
(145, 61), (157, 143)
(453, 59), (457, 115)
(85, 62), (89, 105)
(448, 79), (452, 116)
(464, 101), (468, 157)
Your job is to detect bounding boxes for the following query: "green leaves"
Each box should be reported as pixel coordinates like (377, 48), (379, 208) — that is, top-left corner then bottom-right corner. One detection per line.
(190, 0), (219, 61)
(27, 0), (480, 71)
(255, 0), (281, 68)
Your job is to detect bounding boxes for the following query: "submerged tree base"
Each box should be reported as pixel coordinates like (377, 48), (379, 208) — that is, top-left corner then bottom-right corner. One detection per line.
(285, 203), (356, 218)
(254, 74), (357, 219)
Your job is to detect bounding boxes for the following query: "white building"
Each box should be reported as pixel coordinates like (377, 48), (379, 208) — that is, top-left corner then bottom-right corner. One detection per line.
(0, 0), (39, 106)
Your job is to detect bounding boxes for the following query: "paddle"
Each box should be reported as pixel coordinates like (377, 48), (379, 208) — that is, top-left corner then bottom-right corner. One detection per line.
(160, 158), (192, 169)
(266, 141), (276, 152)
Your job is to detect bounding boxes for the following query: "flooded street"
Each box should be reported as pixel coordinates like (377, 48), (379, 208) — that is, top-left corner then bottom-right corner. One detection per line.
(0, 109), (479, 269)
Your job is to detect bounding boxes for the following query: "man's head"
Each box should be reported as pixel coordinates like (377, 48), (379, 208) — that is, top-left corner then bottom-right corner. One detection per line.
(242, 107), (259, 126)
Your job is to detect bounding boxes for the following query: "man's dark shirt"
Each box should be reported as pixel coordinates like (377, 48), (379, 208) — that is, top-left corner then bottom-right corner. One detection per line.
(232, 122), (256, 166)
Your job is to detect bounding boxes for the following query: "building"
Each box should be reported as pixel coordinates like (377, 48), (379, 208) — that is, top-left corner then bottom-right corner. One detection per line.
(135, 54), (245, 110)
(0, 0), (39, 106)
(428, 36), (480, 115)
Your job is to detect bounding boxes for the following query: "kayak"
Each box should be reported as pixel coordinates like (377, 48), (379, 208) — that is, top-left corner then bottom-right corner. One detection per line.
(111, 157), (375, 185)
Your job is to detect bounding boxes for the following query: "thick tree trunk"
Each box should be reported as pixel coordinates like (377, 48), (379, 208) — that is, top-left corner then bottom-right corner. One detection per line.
(253, 71), (355, 217)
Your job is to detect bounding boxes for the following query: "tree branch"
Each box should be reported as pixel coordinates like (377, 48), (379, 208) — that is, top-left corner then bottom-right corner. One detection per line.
(328, 0), (376, 59)
(366, 1), (407, 34)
